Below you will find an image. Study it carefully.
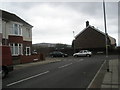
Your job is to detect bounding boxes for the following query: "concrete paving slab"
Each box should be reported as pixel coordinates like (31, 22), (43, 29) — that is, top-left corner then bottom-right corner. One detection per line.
(102, 72), (112, 84)
(101, 59), (119, 89)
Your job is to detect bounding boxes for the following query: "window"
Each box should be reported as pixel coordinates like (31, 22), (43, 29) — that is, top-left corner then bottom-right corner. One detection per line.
(13, 24), (22, 36)
(26, 28), (31, 38)
(19, 44), (22, 55)
(10, 43), (23, 56)
(14, 24), (18, 35)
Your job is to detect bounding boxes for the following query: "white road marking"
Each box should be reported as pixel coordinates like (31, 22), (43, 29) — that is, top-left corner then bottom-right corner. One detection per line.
(58, 63), (73, 68)
(7, 71), (49, 87)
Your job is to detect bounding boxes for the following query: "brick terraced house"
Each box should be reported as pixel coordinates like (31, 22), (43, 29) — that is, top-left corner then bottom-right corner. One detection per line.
(72, 21), (116, 53)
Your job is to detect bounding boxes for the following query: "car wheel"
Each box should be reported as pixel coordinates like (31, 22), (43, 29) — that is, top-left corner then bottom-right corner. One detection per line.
(86, 54), (91, 57)
(2, 68), (7, 79)
(74, 55), (78, 57)
(51, 55), (54, 58)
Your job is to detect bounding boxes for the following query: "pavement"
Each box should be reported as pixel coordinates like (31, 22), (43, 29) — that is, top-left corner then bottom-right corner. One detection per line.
(88, 58), (120, 89)
(14, 57), (62, 70)
(101, 59), (120, 89)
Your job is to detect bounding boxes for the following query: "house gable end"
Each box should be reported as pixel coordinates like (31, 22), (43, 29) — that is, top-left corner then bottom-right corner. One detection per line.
(73, 21), (116, 50)
(74, 26), (109, 49)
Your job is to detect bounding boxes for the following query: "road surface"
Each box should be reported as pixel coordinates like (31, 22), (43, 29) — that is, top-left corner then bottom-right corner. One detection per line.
(3, 55), (117, 88)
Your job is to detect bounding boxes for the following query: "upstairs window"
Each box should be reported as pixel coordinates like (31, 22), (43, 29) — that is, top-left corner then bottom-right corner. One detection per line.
(26, 28), (31, 38)
(13, 24), (22, 36)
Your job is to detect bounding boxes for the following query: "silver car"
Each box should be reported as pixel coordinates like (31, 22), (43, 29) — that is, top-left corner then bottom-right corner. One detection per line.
(73, 50), (92, 57)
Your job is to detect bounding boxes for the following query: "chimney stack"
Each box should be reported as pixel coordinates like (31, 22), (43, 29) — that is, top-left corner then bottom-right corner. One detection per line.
(86, 21), (89, 27)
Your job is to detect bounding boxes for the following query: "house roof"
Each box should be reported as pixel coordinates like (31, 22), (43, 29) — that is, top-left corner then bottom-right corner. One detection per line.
(1, 10), (33, 28)
(75, 25), (116, 44)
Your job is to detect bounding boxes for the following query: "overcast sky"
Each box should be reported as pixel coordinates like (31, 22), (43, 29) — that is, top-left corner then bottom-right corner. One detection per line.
(0, 1), (119, 46)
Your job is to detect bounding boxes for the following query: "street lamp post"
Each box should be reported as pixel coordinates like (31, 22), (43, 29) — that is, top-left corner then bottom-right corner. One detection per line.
(73, 31), (75, 54)
(103, 0), (109, 72)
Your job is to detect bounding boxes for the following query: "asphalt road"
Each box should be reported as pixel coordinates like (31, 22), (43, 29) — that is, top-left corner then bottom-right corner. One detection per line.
(2, 55), (118, 88)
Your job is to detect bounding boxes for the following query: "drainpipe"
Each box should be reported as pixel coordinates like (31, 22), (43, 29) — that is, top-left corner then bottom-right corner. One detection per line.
(5, 21), (7, 45)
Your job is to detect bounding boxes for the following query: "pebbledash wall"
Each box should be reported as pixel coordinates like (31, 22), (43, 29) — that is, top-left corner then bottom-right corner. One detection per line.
(1, 10), (44, 64)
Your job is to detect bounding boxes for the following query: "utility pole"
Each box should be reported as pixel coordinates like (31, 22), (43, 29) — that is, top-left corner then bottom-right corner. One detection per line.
(103, 0), (109, 72)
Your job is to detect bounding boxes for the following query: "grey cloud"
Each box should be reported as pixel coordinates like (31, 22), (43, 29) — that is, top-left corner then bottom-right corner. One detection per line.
(62, 2), (103, 16)
(1, 2), (118, 45)
(4, 2), (40, 9)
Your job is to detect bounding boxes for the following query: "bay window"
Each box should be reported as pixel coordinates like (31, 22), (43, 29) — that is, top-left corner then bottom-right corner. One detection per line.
(10, 43), (23, 56)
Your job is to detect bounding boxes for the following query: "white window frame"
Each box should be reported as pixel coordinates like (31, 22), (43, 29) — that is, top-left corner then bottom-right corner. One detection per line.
(12, 23), (22, 36)
(26, 47), (31, 56)
(9, 43), (23, 56)
(19, 43), (23, 55)
(26, 28), (31, 38)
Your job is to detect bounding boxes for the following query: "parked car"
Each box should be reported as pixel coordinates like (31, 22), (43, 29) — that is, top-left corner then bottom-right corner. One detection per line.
(32, 50), (37, 55)
(49, 51), (68, 57)
(73, 50), (92, 57)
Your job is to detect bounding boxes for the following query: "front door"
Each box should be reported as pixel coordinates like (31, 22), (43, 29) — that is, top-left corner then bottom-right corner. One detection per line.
(26, 47), (31, 56)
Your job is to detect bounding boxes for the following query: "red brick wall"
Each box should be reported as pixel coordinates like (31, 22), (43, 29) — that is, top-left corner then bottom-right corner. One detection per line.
(9, 35), (23, 43)
(20, 54), (45, 64)
(23, 41), (32, 55)
(74, 26), (111, 50)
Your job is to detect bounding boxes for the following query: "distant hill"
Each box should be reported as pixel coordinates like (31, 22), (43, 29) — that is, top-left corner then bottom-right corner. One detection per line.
(32, 43), (73, 56)
(33, 43), (56, 48)
(32, 43), (71, 48)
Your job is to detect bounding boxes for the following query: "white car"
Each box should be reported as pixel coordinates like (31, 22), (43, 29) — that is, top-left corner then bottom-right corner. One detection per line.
(73, 50), (92, 57)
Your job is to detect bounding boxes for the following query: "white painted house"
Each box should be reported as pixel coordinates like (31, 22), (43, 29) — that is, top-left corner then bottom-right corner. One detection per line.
(1, 10), (33, 56)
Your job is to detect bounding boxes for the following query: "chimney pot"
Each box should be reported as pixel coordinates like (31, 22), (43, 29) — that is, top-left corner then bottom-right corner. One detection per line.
(86, 21), (89, 27)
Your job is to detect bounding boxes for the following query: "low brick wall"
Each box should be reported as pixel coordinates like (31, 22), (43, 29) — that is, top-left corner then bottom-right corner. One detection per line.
(20, 54), (45, 64)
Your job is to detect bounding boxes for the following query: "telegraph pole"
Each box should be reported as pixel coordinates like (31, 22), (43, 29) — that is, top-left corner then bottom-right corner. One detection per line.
(103, 0), (109, 72)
